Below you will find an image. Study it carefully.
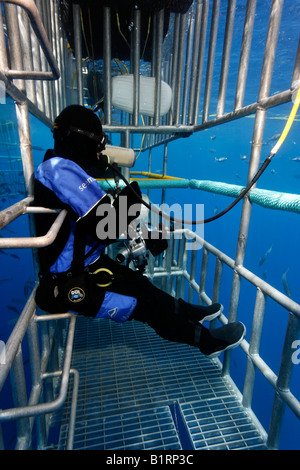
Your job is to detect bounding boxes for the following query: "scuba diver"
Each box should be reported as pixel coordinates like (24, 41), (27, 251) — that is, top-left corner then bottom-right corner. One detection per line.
(33, 105), (246, 358)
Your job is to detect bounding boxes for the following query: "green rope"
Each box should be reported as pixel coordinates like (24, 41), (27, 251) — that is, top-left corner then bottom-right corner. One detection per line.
(98, 178), (300, 214)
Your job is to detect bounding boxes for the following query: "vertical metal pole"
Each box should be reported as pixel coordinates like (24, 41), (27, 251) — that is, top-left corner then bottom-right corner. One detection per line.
(122, 130), (131, 181)
(223, 0), (284, 377)
(243, 288), (266, 408)
(15, 102), (35, 197)
(209, 257), (223, 329)
(188, 249), (197, 303)
(291, 39), (300, 89)
(10, 345), (31, 449)
(199, 247), (209, 306)
(133, 5), (141, 127)
(234, 0), (257, 110)
(103, 6), (112, 125)
(147, 147), (152, 199)
(175, 237), (184, 298)
(0, 7), (8, 71)
(27, 317), (47, 449)
(53, 0), (63, 111)
(161, 143), (168, 206)
(187, 0), (202, 124)
(267, 314), (300, 449)
(216, 0), (237, 117)
(151, 10), (157, 78)
(154, 9), (164, 126)
(17, 7), (36, 105)
(36, 0), (50, 116)
(15, 100), (40, 278)
(57, 7), (66, 109)
(169, 13), (180, 124)
(165, 234), (173, 295)
(44, 0), (55, 120)
(192, 0), (209, 125)
(180, 237), (188, 299)
(49, 0), (59, 116)
(202, 0), (220, 123)
(72, 4), (83, 106)
(3, 3), (25, 92)
(212, 257), (222, 304)
(174, 13), (187, 125)
(182, 8), (194, 125)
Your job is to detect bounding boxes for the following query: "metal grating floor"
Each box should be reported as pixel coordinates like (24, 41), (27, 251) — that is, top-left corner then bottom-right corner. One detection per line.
(54, 316), (267, 450)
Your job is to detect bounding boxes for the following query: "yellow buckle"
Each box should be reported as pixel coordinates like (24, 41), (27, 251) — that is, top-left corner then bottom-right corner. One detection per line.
(92, 268), (114, 287)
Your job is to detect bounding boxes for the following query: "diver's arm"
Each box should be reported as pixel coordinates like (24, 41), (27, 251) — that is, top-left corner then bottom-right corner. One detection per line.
(76, 181), (142, 244)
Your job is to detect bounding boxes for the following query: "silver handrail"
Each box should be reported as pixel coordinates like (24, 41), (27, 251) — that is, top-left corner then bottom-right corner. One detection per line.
(1, 0), (60, 80)
(0, 289), (78, 450)
(148, 229), (300, 449)
(0, 208), (67, 249)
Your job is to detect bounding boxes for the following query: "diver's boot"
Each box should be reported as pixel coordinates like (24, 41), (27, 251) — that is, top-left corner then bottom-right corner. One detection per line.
(195, 321), (246, 358)
(176, 298), (223, 324)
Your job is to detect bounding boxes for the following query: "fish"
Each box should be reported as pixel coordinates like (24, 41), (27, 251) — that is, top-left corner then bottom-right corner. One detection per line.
(281, 268), (291, 297)
(210, 135), (216, 140)
(9, 253), (20, 260)
(258, 245), (273, 266)
(240, 154), (247, 160)
(289, 157), (300, 162)
(267, 133), (281, 143)
(2, 227), (16, 234)
(6, 305), (20, 315)
(0, 277), (13, 283)
(24, 277), (36, 297)
(215, 157), (228, 162)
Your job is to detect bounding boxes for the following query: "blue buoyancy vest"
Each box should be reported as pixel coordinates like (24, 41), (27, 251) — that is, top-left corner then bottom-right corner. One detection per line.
(35, 155), (137, 322)
(35, 156), (106, 272)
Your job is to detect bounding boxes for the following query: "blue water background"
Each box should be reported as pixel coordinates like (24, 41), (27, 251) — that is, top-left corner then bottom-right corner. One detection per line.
(0, 0), (299, 450)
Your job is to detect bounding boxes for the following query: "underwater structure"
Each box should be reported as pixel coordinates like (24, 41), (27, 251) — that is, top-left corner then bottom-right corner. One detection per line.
(0, 0), (299, 450)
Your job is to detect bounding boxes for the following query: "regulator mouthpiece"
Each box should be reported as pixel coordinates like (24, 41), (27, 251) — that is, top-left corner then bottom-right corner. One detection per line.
(101, 145), (136, 168)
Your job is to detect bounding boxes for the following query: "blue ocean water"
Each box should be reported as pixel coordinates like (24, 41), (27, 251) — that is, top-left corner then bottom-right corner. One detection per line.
(0, 0), (299, 450)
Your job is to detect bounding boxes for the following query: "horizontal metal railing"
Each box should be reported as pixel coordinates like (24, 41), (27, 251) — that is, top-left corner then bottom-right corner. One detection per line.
(100, 0), (299, 138)
(1, 0), (59, 81)
(0, 200), (76, 449)
(146, 229), (300, 449)
(0, 0), (77, 450)
(0, 205), (67, 249)
(0, 0), (73, 125)
(0, 288), (78, 450)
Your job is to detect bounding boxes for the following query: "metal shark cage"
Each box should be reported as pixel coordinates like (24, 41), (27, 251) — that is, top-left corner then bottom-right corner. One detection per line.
(0, 0), (299, 450)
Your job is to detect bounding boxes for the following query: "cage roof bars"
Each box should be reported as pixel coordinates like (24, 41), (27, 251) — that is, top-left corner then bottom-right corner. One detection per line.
(1, 0), (60, 80)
